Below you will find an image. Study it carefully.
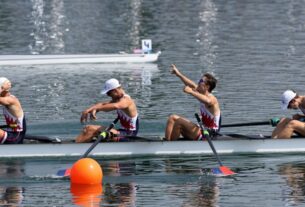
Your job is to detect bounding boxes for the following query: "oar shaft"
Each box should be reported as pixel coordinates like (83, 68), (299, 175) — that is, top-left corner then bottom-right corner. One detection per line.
(195, 113), (223, 166)
(81, 117), (119, 158)
(221, 121), (270, 128)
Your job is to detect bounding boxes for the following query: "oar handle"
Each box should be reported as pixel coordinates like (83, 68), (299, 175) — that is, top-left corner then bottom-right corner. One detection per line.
(195, 113), (223, 166)
(81, 117), (119, 158)
(0, 124), (19, 129)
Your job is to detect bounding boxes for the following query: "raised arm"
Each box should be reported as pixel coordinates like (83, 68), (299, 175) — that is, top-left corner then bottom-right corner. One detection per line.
(170, 64), (197, 89)
(183, 86), (215, 106)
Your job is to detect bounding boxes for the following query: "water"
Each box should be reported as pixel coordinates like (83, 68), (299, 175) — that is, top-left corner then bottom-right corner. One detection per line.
(1, 155), (305, 206)
(1, 0), (305, 206)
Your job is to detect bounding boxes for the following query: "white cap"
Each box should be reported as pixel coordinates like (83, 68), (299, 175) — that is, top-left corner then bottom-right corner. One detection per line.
(0, 77), (9, 87)
(281, 90), (296, 110)
(0, 77), (9, 93)
(101, 78), (121, 94)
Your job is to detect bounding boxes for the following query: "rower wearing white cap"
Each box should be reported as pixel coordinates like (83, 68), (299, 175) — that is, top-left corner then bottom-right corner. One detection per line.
(0, 77), (26, 144)
(272, 90), (305, 138)
(75, 78), (139, 143)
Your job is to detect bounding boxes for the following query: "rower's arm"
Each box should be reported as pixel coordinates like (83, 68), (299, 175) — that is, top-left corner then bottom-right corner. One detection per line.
(184, 87), (214, 106)
(86, 98), (131, 113)
(85, 102), (111, 113)
(171, 64), (197, 89)
(0, 96), (15, 106)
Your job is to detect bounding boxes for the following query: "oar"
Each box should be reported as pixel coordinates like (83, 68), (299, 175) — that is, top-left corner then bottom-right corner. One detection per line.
(195, 113), (235, 176)
(0, 124), (22, 129)
(57, 117), (119, 177)
(221, 118), (280, 128)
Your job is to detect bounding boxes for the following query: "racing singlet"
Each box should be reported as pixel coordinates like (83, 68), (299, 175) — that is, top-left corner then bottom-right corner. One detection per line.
(199, 102), (220, 130)
(3, 107), (25, 133)
(117, 109), (138, 132)
(116, 94), (138, 132)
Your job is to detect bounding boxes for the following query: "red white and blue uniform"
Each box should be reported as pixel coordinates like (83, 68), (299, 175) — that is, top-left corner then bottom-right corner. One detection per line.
(197, 102), (220, 140)
(114, 94), (139, 141)
(117, 109), (139, 136)
(1, 105), (26, 144)
(200, 102), (220, 130)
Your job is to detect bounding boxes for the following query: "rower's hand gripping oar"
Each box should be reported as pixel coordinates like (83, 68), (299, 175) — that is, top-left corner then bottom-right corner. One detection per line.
(195, 113), (235, 176)
(57, 117), (119, 177)
(81, 117), (119, 158)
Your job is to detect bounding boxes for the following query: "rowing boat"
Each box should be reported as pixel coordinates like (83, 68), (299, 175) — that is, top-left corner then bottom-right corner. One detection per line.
(0, 52), (161, 65)
(1, 134), (305, 158)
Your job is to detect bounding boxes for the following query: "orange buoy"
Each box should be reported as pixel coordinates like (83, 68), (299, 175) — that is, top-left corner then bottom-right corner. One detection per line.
(70, 183), (103, 206)
(70, 158), (103, 185)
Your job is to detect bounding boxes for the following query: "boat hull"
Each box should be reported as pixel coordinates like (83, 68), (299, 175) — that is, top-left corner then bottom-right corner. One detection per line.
(0, 52), (161, 65)
(2, 138), (305, 158)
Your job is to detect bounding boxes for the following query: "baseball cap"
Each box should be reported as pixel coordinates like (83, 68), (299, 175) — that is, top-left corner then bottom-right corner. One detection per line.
(0, 77), (9, 87)
(281, 90), (296, 110)
(101, 78), (121, 94)
(0, 77), (9, 93)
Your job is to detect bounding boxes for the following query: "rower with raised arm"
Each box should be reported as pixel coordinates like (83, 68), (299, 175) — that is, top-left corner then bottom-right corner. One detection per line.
(0, 77), (26, 144)
(165, 64), (221, 141)
(272, 90), (305, 138)
(75, 78), (139, 143)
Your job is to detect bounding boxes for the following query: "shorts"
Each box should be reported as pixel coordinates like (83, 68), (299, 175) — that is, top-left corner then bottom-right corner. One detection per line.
(113, 118), (139, 142)
(0, 131), (25, 144)
(112, 129), (138, 142)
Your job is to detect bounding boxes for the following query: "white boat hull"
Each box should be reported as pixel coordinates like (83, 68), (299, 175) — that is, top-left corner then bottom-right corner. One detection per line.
(1, 138), (305, 158)
(0, 52), (161, 65)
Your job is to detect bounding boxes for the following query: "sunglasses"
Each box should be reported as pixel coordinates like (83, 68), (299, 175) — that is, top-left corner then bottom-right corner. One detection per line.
(198, 79), (206, 84)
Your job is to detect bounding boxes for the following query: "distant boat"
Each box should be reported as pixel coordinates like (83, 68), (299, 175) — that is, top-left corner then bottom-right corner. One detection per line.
(0, 51), (161, 65)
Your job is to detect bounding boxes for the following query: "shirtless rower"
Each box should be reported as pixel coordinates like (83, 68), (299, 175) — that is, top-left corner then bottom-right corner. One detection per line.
(75, 78), (139, 143)
(0, 77), (26, 144)
(272, 90), (305, 138)
(165, 64), (221, 141)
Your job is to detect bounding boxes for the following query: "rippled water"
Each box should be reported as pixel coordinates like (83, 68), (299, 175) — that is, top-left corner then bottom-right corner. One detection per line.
(1, 155), (305, 206)
(1, 0), (305, 206)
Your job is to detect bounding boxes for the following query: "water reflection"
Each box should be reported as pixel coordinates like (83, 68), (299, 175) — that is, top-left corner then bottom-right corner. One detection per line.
(103, 161), (137, 207)
(163, 159), (220, 207)
(182, 177), (219, 207)
(0, 187), (24, 207)
(0, 160), (25, 206)
(101, 158), (221, 207)
(279, 162), (305, 206)
(70, 184), (103, 207)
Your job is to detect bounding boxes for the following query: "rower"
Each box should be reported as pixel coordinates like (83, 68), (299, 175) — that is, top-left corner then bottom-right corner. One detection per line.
(0, 77), (26, 144)
(75, 78), (139, 143)
(165, 64), (221, 141)
(272, 90), (305, 138)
